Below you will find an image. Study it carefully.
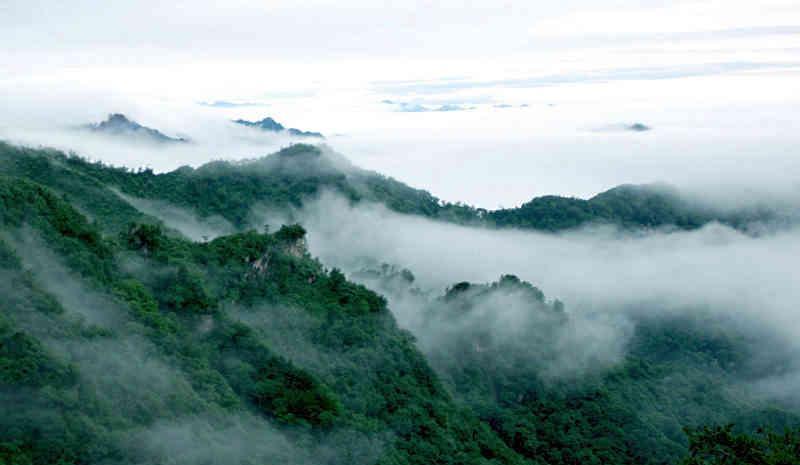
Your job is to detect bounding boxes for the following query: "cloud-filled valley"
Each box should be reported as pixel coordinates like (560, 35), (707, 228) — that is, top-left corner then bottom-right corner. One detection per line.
(3, 1), (800, 462)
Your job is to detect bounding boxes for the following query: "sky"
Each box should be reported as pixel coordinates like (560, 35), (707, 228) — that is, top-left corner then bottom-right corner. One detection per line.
(1, 0), (799, 208)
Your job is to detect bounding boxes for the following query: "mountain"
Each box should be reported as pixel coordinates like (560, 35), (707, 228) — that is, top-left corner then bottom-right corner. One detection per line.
(84, 113), (189, 143)
(8, 141), (780, 233)
(488, 184), (711, 231)
(628, 123), (651, 132)
(352, 263), (800, 465)
(234, 116), (324, 138)
(1, 140), (798, 465)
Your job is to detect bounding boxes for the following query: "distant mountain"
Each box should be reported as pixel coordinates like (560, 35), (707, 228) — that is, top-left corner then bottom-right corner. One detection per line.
(627, 123), (651, 132)
(383, 100), (475, 112)
(233, 116), (324, 138)
(198, 100), (263, 108)
(84, 113), (189, 143)
(487, 183), (788, 231)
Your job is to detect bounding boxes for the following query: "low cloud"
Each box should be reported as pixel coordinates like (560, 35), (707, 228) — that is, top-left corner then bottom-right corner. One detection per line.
(113, 189), (235, 241)
(381, 100), (475, 112)
(198, 100), (268, 108)
(126, 413), (385, 465)
(285, 192), (800, 389)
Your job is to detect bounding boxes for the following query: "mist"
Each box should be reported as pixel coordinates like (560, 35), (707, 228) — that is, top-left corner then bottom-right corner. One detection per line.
(125, 414), (384, 465)
(3, 60), (799, 211)
(0, 90), (325, 173)
(281, 192), (800, 387)
(0, 228), (385, 465)
(113, 189), (235, 241)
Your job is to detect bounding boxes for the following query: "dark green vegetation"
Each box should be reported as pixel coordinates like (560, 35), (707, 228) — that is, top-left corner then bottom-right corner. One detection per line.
(0, 141), (783, 235)
(681, 425), (800, 464)
(357, 267), (800, 465)
(234, 116), (324, 138)
(84, 113), (189, 144)
(488, 184), (783, 232)
(1, 141), (798, 464)
(0, 173), (518, 464)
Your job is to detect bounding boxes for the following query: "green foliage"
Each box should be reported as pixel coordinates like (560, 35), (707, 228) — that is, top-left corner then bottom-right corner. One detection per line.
(680, 425), (800, 464)
(124, 222), (163, 252)
(214, 322), (341, 427)
(0, 168), (521, 464)
(2, 141), (776, 236)
(274, 223), (306, 242)
(0, 318), (76, 388)
(405, 275), (800, 465)
(156, 265), (216, 313)
(487, 184), (717, 231)
(0, 175), (114, 284)
(0, 142), (797, 465)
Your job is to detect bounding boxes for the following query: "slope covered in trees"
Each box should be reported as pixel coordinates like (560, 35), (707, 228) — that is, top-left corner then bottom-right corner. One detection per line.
(1, 141), (798, 464)
(354, 267), (800, 465)
(0, 174), (520, 465)
(0, 142), (783, 236)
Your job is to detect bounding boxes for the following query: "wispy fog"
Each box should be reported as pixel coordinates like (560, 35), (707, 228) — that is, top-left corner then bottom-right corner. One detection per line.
(286, 192), (800, 386)
(2, 45), (799, 209)
(113, 189), (235, 241)
(0, 91), (323, 173)
(125, 414), (384, 465)
(2, 229), (385, 465)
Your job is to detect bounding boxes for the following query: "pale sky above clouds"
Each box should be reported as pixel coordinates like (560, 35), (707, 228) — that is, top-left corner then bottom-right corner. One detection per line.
(1, 0), (799, 207)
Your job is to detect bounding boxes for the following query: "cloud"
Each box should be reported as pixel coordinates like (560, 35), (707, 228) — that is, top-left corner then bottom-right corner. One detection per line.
(280, 192), (800, 389)
(374, 61), (800, 95)
(0, 92), (324, 173)
(198, 100), (267, 108)
(1, 227), (385, 464)
(530, 2), (800, 39)
(7, 230), (128, 329)
(382, 100), (475, 112)
(112, 189), (236, 241)
(125, 413), (385, 465)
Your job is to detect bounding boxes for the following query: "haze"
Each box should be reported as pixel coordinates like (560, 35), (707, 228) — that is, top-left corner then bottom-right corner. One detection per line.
(2, 0), (799, 208)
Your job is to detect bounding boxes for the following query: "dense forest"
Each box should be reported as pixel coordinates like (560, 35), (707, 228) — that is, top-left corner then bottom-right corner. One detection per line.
(1, 141), (799, 464)
(0, 142), (785, 235)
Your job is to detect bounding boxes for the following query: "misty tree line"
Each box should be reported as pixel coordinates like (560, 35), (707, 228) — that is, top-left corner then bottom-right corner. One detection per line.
(1, 141), (799, 464)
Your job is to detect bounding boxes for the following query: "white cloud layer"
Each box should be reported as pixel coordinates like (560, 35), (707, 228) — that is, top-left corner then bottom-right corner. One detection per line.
(1, 0), (798, 207)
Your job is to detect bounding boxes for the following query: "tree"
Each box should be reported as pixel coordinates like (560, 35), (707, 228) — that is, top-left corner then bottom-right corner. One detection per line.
(680, 425), (800, 465)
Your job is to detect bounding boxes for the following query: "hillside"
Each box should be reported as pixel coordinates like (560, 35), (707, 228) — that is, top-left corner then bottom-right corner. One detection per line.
(0, 175), (520, 465)
(1, 141), (799, 464)
(0, 142), (784, 235)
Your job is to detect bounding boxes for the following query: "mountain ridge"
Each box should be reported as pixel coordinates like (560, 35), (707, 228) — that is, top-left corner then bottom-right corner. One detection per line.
(83, 113), (189, 144)
(234, 117), (324, 138)
(1, 139), (799, 464)
(5, 141), (782, 234)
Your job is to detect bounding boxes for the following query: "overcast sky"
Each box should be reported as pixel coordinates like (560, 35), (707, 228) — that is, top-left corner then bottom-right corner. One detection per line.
(1, 0), (799, 207)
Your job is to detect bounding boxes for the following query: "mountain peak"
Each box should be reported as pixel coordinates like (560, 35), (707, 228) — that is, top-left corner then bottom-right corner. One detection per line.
(233, 116), (323, 138)
(627, 123), (651, 132)
(85, 113), (188, 143)
(107, 113), (132, 123)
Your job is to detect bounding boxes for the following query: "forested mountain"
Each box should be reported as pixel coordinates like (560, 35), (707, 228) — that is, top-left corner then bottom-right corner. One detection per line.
(1, 141), (799, 465)
(0, 142), (785, 235)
